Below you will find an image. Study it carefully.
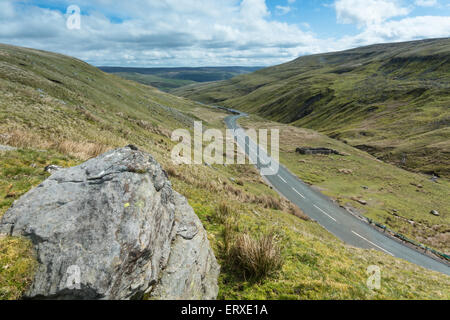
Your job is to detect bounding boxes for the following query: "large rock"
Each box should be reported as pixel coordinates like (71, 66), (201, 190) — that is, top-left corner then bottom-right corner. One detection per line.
(430, 210), (440, 217)
(0, 146), (219, 300)
(296, 147), (342, 156)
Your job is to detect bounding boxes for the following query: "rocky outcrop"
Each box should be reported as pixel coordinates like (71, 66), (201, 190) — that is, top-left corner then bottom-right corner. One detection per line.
(296, 147), (343, 156)
(0, 146), (219, 300)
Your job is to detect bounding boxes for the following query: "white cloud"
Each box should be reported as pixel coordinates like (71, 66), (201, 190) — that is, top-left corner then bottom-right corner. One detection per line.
(335, 15), (450, 50)
(275, 5), (292, 15)
(0, 0), (322, 66)
(240, 0), (270, 20)
(335, 0), (411, 27)
(332, 0), (450, 48)
(415, 0), (438, 7)
(0, 0), (448, 67)
(361, 16), (450, 41)
(0, 1), (15, 19)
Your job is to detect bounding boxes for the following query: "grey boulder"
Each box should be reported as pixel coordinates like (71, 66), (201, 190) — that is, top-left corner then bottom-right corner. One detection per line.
(0, 146), (219, 300)
(430, 210), (440, 217)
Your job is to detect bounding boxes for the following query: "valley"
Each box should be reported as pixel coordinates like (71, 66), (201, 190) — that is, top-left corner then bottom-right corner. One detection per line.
(174, 38), (450, 179)
(100, 66), (261, 92)
(0, 43), (448, 300)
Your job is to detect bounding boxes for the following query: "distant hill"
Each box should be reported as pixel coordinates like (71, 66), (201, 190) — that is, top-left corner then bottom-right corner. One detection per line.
(99, 66), (262, 91)
(174, 38), (450, 178)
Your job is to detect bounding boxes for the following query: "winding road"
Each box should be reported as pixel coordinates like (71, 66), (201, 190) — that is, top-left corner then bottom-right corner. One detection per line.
(224, 109), (450, 276)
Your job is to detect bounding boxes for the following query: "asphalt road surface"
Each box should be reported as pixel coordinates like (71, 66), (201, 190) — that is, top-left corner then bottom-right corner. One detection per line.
(224, 110), (450, 276)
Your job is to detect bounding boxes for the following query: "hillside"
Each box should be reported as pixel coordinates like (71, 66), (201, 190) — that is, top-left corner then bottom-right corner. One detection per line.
(0, 44), (448, 300)
(99, 66), (261, 92)
(174, 38), (450, 178)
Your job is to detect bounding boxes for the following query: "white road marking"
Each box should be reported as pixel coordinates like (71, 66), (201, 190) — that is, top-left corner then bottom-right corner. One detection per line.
(278, 175), (287, 184)
(313, 205), (337, 222)
(292, 188), (305, 199)
(351, 231), (395, 256)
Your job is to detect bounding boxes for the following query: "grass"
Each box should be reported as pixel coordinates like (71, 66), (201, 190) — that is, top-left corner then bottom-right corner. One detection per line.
(0, 149), (80, 218)
(215, 202), (237, 224)
(0, 43), (449, 300)
(108, 72), (195, 92)
(174, 38), (450, 178)
(167, 155), (449, 300)
(227, 232), (284, 280)
(0, 236), (37, 300)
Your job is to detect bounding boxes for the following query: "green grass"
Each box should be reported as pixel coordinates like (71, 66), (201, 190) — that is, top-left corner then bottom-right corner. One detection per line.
(0, 149), (80, 218)
(0, 236), (37, 300)
(0, 43), (449, 300)
(110, 72), (195, 92)
(174, 38), (450, 178)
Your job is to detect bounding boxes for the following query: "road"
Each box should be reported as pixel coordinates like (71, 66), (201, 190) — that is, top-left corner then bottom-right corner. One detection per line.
(224, 111), (450, 276)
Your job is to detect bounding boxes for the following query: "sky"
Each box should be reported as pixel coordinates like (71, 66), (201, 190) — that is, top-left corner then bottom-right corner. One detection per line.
(0, 0), (449, 67)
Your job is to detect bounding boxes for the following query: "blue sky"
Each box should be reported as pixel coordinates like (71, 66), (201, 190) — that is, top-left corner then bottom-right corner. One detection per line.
(266, 0), (450, 37)
(268, 0), (356, 38)
(1, 0), (449, 67)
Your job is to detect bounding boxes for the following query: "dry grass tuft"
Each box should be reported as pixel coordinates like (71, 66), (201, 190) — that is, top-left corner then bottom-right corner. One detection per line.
(56, 140), (110, 160)
(222, 218), (238, 255)
(222, 182), (245, 199)
(0, 130), (52, 150)
(254, 194), (283, 210)
(287, 202), (310, 221)
(216, 201), (236, 224)
(0, 130), (110, 160)
(165, 165), (179, 178)
(228, 232), (284, 280)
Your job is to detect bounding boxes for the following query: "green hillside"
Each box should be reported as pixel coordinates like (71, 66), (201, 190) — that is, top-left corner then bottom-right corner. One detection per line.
(174, 38), (450, 178)
(109, 72), (196, 92)
(0, 44), (448, 300)
(100, 66), (261, 92)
